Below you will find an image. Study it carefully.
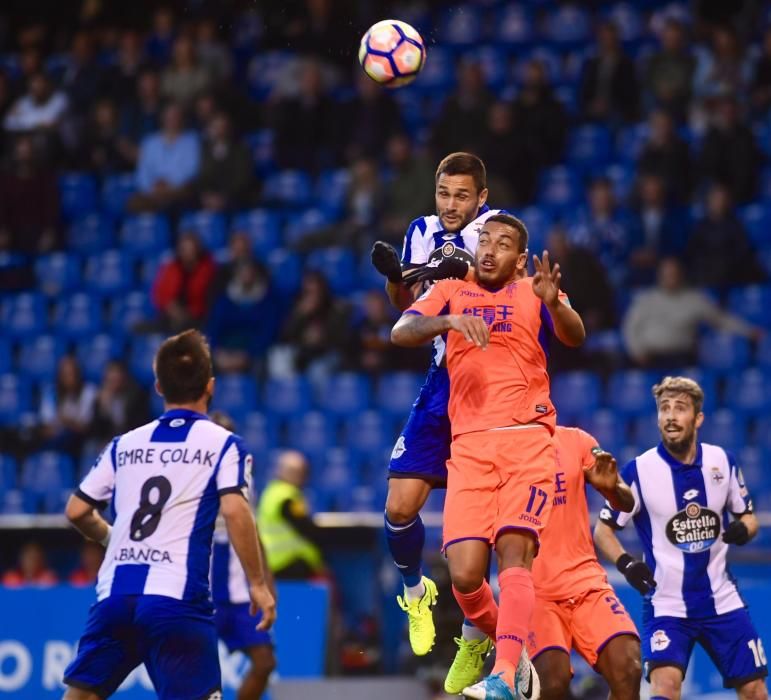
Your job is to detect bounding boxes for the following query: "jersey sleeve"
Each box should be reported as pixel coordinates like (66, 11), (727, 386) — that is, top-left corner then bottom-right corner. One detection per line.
(598, 459), (640, 529)
(76, 437), (118, 510)
(216, 435), (251, 499)
(404, 280), (454, 317)
(401, 217), (431, 266)
(726, 451), (754, 515)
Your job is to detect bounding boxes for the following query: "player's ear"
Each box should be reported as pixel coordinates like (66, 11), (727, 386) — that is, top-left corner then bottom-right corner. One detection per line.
(695, 411), (705, 429)
(516, 251), (528, 271)
(478, 187), (488, 207)
(154, 380), (163, 398)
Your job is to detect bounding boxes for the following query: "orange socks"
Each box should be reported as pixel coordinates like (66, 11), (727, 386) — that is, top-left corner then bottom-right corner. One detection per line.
(452, 580), (499, 639)
(491, 567), (535, 687)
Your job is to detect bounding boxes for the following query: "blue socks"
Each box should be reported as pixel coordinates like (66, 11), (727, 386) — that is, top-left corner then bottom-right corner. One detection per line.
(384, 513), (425, 587)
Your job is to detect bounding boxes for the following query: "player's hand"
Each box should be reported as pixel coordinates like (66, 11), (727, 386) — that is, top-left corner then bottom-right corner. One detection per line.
(249, 582), (277, 631)
(402, 257), (470, 286)
(584, 448), (619, 494)
(722, 520), (750, 546)
(448, 314), (489, 349)
(371, 241), (403, 284)
(616, 553), (656, 595)
(532, 251), (562, 307)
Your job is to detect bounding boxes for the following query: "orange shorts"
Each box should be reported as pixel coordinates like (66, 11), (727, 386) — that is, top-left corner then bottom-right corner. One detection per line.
(443, 426), (554, 550)
(527, 587), (639, 668)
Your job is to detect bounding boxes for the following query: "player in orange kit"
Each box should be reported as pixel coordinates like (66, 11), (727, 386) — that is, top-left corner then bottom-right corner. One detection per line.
(528, 426), (641, 699)
(391, 213), (586, 700)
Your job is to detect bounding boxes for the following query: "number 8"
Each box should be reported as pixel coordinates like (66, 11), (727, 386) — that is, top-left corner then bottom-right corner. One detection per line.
(130, 476), (172, 542)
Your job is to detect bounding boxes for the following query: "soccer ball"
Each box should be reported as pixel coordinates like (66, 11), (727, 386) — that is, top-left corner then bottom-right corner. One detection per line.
(358, 19), (426, 88)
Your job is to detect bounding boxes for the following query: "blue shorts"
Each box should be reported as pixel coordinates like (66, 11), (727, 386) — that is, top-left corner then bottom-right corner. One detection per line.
(64, 594), (221, 699)
(643, 607), (768, 688)
(215, 602), (272, 653)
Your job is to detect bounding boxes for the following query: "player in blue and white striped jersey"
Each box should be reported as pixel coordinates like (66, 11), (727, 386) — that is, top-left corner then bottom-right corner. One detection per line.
(595, 376), (767, 700)
(62, 330), (275, 700)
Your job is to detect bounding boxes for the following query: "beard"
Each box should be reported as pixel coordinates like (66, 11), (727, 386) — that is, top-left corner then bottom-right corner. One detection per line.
(660, 426), (696, 457)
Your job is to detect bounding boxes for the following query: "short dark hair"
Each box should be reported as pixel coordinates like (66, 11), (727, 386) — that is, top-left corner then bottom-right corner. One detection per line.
(154, 330), (213, 404)
(484, 213), (529, 253)
(435, 152), (487, 194)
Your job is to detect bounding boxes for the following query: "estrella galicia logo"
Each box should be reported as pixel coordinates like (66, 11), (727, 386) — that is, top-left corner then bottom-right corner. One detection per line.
(665, 502), (720, 553)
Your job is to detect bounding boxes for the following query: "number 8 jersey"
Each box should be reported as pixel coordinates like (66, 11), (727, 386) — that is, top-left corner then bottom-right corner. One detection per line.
(76, 408), (251, 605)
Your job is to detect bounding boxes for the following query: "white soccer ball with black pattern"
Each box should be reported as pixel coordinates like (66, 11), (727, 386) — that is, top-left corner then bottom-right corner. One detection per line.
(358, 19), (426, 88)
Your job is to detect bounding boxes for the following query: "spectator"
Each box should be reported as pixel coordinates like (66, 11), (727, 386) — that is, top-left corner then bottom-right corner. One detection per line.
(512, 59), (568, 167)
(644, 18), (695, 120)
(210, 231), (254, 298)
(698, 94), (760, 204)
(208, 258), (281, 372)
(257, 450), (326, 580)
(3, 71), (68, 135)
(637, 109), (692, 203)
(579, 21), (639, 123)
(79, 98), (134, 174)
(195, 110), (256, 212)
(1, 542), (58, 587)
(750, 27), (771, 116)
(196, 18), (233, 82)
(151, 231), (216, 332)
(693, 26), (750, 102)
(0, 135), (59, 255)
(431, 60), (493, 157)
(69, 541), (104, 586)
(161, 35), (213, 108)
(344, 71), (402, 161)
(128, 102), (200, 213)
(118, 68), (162, 163)
(271, 60), (343, 172)
(145, 6), (176, 65)
(686, 184), (765, 290)
(38, 356), (97, 458)
(281, 271), (350, 374)
(12, 45), (45, 96)
(61, 31), (106, 118)
(104, 30), (147, 107)
(89, 360), (148, 444)
(623, 258), (761, 368)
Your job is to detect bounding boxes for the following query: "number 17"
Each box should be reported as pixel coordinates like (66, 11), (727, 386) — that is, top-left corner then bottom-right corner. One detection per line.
(526, 486), (548, 517)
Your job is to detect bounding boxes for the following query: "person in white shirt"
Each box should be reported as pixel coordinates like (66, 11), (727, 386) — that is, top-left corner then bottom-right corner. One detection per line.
(62, 330), (275, 700)
(3, 72), (68, 133)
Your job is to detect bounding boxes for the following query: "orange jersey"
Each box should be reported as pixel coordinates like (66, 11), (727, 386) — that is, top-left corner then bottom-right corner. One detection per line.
(531, 426), (610, 600)
(405, 277), (568, 437)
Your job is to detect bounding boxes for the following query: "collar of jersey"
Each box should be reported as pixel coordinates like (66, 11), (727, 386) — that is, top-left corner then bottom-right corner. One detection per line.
(656, 441), (703, 470)
(159, 408), (210, 422)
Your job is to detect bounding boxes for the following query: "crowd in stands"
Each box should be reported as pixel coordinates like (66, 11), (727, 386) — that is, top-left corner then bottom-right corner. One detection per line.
(2, 0), (771, 525)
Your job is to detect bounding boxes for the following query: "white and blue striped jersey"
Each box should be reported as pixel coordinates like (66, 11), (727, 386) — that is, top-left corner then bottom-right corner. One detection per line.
(600, 442), (754, 619)
(210, 517), (250, 605)
(77, 408), (251, 604)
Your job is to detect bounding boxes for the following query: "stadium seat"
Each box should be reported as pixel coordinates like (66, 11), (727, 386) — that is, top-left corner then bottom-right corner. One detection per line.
(286, 411), (337, 457)
(615, 123), (649, 162)
(265, 249), (302, 295)
(411, 46), (454, 92)
(262, 170), (314, 208)
(209, 374), (259, 419)
(284, 207), (334, 245)
(581, 409), (627, 455)
(102, 173), (137, 218)
(468, 46), (508, 90)
(606, 370), (657, 416)
(552, 371), (602, 421)
(375, 372), (424, 417)
(315, 169), (351, 216)
(630, 414), (661, 449)
(752, 417), (771, 452)
(17, 335), (67, 382)
(0, 374), (32, 425)
(34, 252), (82, 297)
(698, 332), (751, 373)
(246, 50), (294, 101)
(231, 209), (282, 255)
(316, 373), (371, 417)
(440, 4), (482, 46)
(21, 451), (75, 514)
(76, 334), (126, 383)
(345, 410), (395, 461)
(0, 490), (29, 515)
(738, 203), (771, 249)
(314, 447), (362, 509)
(358, 251), (388, 290)
(599, 162), (636, 201)
(699, 409), (747, 452)
(605, 2), (643, 42)
(347, 485), (380, 513)
(673, 367), (718, 412)
(85, 250), (135, 296)
(522, 47), (562, 84)
(543, 4), (591, 45)
(756, 334), (771, 369)
(517, 205), (553, 253)
(52, 292), (103, 338)
(724, 369), (771, 415)
(128, 334), (165, 386)
(735, 446), (765, 490)
(306, 248), (357, 294)
(0, 339), (11, 374)
(244, 129), (276, 177)
(567, 125), (613, 169)
(59, 172), (98, 221)
(1, 292), (48, 339)
(239, 411), (280, 458)
(109, 291), (155, 333)
(179, 211), (227, 251)
(67, 214), (115, 254)
(537, 166), (581, 211)
(727, 285), (771, 328)
(121, 214), (172, 255)
(263, 376), (312, 417)
(495, 5), (534, 45)
(0, 454), (17, 491)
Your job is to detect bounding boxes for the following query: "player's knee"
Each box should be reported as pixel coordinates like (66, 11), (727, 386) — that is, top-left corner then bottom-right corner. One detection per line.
(450, 565), (485, 593)
(737, 679), (768, 700)
(385, 493), (421, 524)
(538, 670), (571, 700)
(250, 646), (276, 678)
(650, 667), (682, 699)
(606, 653), (642, 694)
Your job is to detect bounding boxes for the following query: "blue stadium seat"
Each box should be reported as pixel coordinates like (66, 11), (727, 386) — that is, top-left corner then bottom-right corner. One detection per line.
(599, 162), (636, 202)
(724, 369), (771, 415)
(102, 173), (137, 218)
(630, 414), (661, 449)
(316, 373), (371, 417)
(179, 211), (227, 251)
(412, 46), (454, 92)
(239, 412), (280, 459)
(263, 376), (312, 417)
(606, 370), (657, 416)
(109, 291), (155, 333)
(522, 47), (562, 84)
(537, 166), (581, 211)
(0, 374), (32, 425)
(314, 448), (362, 508)
(440, 5), (482, 47)
(673, 367), (718, 412)
(266, 249), (302, 295)
(517, 206), (553, 254)
(1, 292), (47, 339)
(315, 169), (351, 216)
(52, 292), (103, 338)
(246, 51), (294, 101)
(67, 214), (115, 254)
(756, 334), (771, 370)
(121, 214), (172, 255)
(698, 332), (750, 373)
(581, 409), (627, 455)
(286, 411), (337, 456)
(35, 252), (82, 297)
(128, 334), (165, 386)
(85, 250), (135, 296)
(21, 451), (75, 514)
(17, 335), (67, 382)
(699, 409), (747, 452)
(358, 251), (388, 290)
(0, 339), (11, 374)
(375, 372), (424, 417)
(0, 454), (17, 491)
(347, 485), (380, 512)
(737, 203), (771, 248)
(735, 446), (765, 491)
(244, 129), (276, 177)
(615, 123), (649, 162)
(467, 46), (508, 90)
(59, 173), (98, 221)
(567, 125), (613, 169)
(552, 371), (602, 421)
(231, 209), (282, 255)
(284, 207), (334, 245)
(306, 248), (356, 294)
(0, 490), (29, 515)
(263, 170), (314, 208)
(495, 5), (534, 45)
(76, 334), (126, 383)
(727, 285), (771, 327)
(543, 4), (591, 46)
(210, 374), (259, 419)
(605, 2), (643, 42)
(345, 411), (395, 461)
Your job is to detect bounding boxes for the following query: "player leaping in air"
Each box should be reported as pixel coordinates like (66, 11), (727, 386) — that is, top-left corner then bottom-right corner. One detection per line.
(392, 214), (585, 700)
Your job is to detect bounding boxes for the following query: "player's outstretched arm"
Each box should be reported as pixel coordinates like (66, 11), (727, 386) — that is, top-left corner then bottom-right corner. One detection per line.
(723, 512), (759, 545)
(533, 251), (585, 347)
(221, 493), (277, 630)
(584, 450), (635, 512)
(391, 313), (489, 348)
(65, 493), (111, 546)
(594, 521), (656, 595)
